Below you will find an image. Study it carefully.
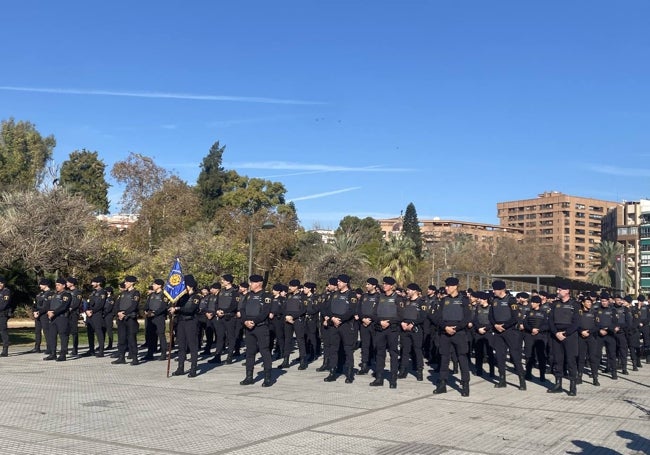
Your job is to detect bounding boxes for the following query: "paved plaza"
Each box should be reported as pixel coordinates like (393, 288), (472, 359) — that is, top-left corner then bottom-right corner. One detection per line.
(0, 339), (648, 455)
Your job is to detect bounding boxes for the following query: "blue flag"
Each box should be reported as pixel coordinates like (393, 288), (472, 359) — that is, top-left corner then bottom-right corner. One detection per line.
(163, 258), (186, 303)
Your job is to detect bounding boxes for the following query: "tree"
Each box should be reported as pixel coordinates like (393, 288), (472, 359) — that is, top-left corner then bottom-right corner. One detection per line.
(307, 231), (369, 284)
(196, 141), (229, 220)
(59, 149), (110, 214)
(219, 173), (287, 213)
(379, 234), (417, 286)
(0, 118), (55, 190)
(589, 240), (629, 289)
(402, 203), (423, 259)
(335, 216), (384, 268)
(110, 152), (169, 213)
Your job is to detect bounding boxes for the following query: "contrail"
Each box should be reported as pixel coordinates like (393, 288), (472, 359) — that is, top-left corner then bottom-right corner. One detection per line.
(0, 85), (324, 105)
(289, 187), (361, 202)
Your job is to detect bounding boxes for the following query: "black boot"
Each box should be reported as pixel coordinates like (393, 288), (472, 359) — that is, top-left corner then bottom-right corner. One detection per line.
(568, 379), (577, 396)
(208, 355), (222, 364)
(547, 377), (563, 393)
(369, 372), (384, 387)
(576, 375), (583, 385)
(525, 363), (533, 381)
(494, 373), (506, 388)
(56, 354), (66, 362)
(323, 368), (338, 382)
(240, 370), (255, 385)
(397, 368), (408, 379)
(593, 374), (600, 386)
(278, 356), (290, 369)
(188, 368), (197, 378)
(111, 356), (126, 365)
(433, 380), (447, 394)
(106, 338), (113, 350)
(358, 363), (369, 375)
(71, 335), (79, 356)
(415, 369), (423, 381)
(389, 373), (397, 389)
(262, 370), (273, 387)
(226, 354), (234, 364)
(461, 380), (470, 397)
(316, 359), (329, 372)
(298, 359), (308, 370)
(518, 374), (527, 391)
(345, 367), (354, 384)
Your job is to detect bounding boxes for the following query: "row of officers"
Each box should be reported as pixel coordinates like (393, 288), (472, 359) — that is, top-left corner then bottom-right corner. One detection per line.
(20, 273), (650, 396)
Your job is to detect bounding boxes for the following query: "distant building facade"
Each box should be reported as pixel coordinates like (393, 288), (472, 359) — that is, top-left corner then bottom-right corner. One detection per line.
(97, 213), (138, 231)
(497, 191), (619, 281)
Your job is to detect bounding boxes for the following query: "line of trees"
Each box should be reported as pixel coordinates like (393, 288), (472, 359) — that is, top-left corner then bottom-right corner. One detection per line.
(3, 116), (622, 310)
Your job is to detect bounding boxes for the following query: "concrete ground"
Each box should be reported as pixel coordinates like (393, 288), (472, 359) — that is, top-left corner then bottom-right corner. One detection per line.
(0, 339), (648, 455)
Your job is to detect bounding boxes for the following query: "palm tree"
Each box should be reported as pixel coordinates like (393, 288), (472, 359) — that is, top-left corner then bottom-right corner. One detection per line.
(310, 231), (369, 282)
(588, 240), (629, 289)
(379, 234), (418, 285)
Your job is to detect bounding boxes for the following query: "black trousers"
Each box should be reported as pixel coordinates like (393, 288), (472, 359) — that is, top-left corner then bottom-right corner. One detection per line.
(550, 332), (578, 380)
(374, 327), (399, 376)
(523, 332), (547, 376)
(577, 334), (599, 377)
(283, 319), (307, 360)
(103, 314), (114, 345)
(35, 316), (51, 352)
(0, 315), (9, 352)
(358, 322), (375, 365)
(438, 330), (470, 382)
(245, 324), (272, 372)
(87, 312), (105, 353)
(117, 317), (139, 358)
(176, 318), (198, 372)
(305, 315), (320, 357)
(492, 328), (524, 376)
(47, 315), (69, 356)
(400, 328), (424, 371)
(474, 332), (496, 373)
(214, 317), (237, 356)
(329, 321), (355, 371)
(145, 315), (167, 357)
(614, 332), (629, 368)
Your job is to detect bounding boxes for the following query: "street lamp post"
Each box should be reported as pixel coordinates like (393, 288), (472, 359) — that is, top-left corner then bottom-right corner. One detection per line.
(248, 220), (276, 277)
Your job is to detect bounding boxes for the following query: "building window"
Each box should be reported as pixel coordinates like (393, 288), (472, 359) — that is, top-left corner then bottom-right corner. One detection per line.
(576, 237), (585, 243)
(589, 206), (603, 212)
(576, 203), (586, 210)
(576, 229), (585, 235)
(576, 212), (585, 218)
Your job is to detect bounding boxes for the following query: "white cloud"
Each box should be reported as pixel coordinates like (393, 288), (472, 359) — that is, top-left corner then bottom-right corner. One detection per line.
(227, 161), (414, 173)
(288, 187), (361, 202)
(0, 85), (323, 105)
(588, 165), (650, 177)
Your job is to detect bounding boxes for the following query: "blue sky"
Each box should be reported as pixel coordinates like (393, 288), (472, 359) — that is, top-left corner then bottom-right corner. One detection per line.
(1, 1), (649, 229)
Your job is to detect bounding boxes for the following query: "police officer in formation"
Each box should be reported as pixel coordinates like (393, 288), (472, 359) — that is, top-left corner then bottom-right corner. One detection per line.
(0, 276), (12, 357)
(143, 278), (169, 361)
(548, 280), (580, 396)
(84, 276), (107, 357)
(112, 275), (141, 365)
(170, 275), (200, 377)
(239, 274), (273, 387)
(45, 278), (72, 361)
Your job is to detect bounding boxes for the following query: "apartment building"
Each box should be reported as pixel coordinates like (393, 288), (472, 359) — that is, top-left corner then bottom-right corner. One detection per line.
(497, 191), (619, 281)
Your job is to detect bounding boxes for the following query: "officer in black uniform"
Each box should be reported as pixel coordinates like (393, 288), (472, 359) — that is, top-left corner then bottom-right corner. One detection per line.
(626, 296), (642, 370)
(31, 278), (54, 354)
(369, 276), (403, 388)
(143, 278), (169, 361)
(432, 277), (472, 397)
(280, 279), (308, 369)
(489, 280), (526, 390)
(211, 274), (239, 364)
(576, 295), (600, 386)
(323, 274), (358, 384)
(547, 280), (580, 396)
(638, 295), (650, 363)
(595, 293), (618, 379)
(0, 276), (12, 356)
(472, 292), (496, 378)
(399, 283), (426, 381)
(65, 277), (82, 356)
(197, 286), (213, 355)
(239, 274), (274, 387)
(357, 278), (380, 375)
(170, 275), (201, 377)
(112, 275), (141, 366)
(84, 276), (107, 357)
(523, 295), (549, 382)
(268, 283), (285, 361)
(612, 295), (632, 374)
(203, 283), (220, 361)
(303, 282), (320, 363)
(316, 278), (338, 372)
(423, 285), (439, 368)
(103, 286), (116, 351)
(45, 278), (72, 361)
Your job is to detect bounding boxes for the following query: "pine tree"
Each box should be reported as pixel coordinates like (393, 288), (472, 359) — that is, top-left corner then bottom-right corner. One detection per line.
(402, 202), (423, 259)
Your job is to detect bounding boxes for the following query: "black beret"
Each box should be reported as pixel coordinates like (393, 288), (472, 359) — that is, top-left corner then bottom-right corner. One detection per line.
(328, 277), (338, 286)
(0, 276), (6, 284)
(518, 292), (530, 300)
(184, 274), (197, 288)
(337, 274), (351, 284)
(354, 287), (363, 295)
(382, 276), (396, 286)
(272, 283), (283, 292)
(221, 273), (234, 283)
(303, 282), (316, 290)
(55, 277), (67, 285)
(624, 295), (633, 303)
(445, 277), (459, 286)
(105, 286), (113, 294)
(153, 279), (165, 286)
(366, 277), (379, 286)
(239, 281), (249, 288)
(638, 294), (646, 302)
(124, 275), (138, 283)
(428, 285), (437, 291)
(210, 282), (221, 290)
(531, 295), (542, 304)
(65, 277), (78, 285)
(249, 274), (264, 283)
(288, 279), (301, 287)
(600, 291), (610, 299)
(281, 284), (288, 293)
(491, 280), (506, 290)
(406, 283), (421, 292)
(91, 276), (106, 284)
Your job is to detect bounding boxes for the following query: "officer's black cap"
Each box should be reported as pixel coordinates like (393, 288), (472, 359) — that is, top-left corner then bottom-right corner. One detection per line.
(406, 283), (421, 292)
(65, 277), (78, 285)
(0, 276), (6, 284)
(55, 277), (67, 285)
(328, 277), (338, 286)
(638, 294), (646, 302)
(272, 283), (283, 292)
(288, 279), (301, 287)
(337, 274), (351, 284)
(221, 274), (234, 283)
(428, 285), (437, 291)
(184, 274), (197, 288)
(124, 275), (138, 283)
(491, 280), (506, 290)
(153, 279), (165, 286)
(445, 277), (459, 286)
(210, 282), (221, 290)
(91, 276), (106, 285)
(518, 292), (530, 300)
(354, 287), (363, 295)
(366, 277), (379, 286)
(303, 282), (316, 290)
(531, 295), (542, 304)
(105, 286), (113, 293)
(624, 295), (633, 303)
(249, 274), (264, 283)
(382, 276), (396, 286)
(239, 281), (249, 288)
(600, 291), (610, 299)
